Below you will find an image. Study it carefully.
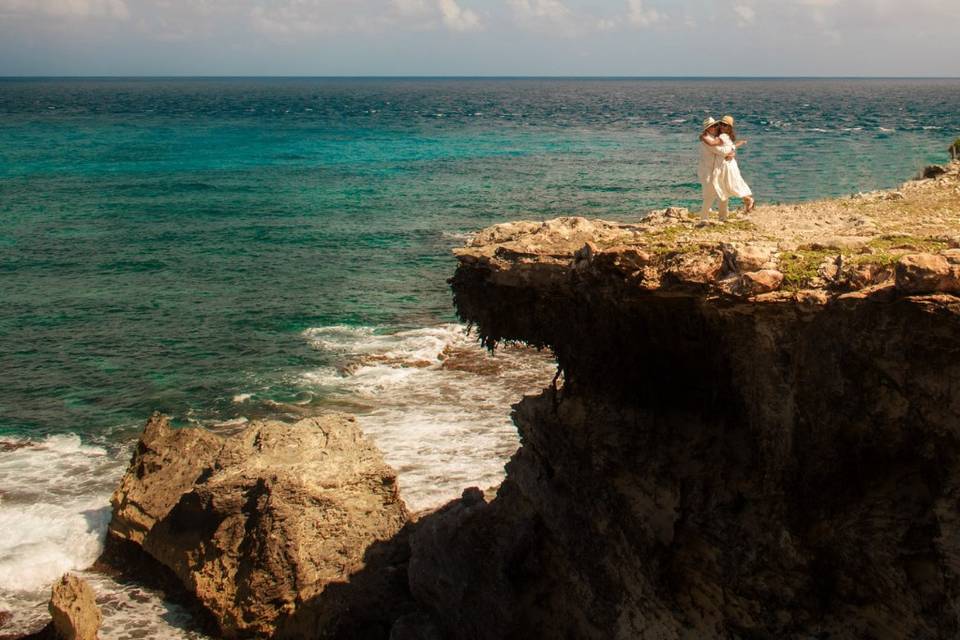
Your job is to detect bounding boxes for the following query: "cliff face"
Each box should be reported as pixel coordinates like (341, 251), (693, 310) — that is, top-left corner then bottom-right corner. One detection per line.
(416, 163), (960, 639)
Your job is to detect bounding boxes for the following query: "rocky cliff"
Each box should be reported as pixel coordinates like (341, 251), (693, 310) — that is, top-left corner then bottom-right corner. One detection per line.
(408, 161), (960, 638)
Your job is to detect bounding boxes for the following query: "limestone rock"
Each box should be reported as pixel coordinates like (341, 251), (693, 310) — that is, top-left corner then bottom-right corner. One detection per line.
(729, 244), (776, 272)
(107, 414), (410, 638)
(666, 250), (724, 285)
(48, 574), (101, 640)
(740, 269), (784, 295)
(895, 253), (960, 293)
(109, 413), (222, 546)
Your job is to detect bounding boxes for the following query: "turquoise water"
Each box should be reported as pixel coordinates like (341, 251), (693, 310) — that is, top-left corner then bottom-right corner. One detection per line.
(0, 77), (958, 436)
(1, 77), (959, 635)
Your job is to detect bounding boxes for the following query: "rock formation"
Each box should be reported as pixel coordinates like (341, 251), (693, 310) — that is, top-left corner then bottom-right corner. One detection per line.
(27, 574), (103, 640)
(409, 160), (960, 638)
(106, 413), (411, 639)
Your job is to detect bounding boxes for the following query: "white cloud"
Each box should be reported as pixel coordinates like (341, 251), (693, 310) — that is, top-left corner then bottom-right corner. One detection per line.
(732, 3), (754, 26)
(438, 0), (480, 31)
(508, 0), (572, 21)
(0, 0), (129, 19)
(626, 0), (662, 28)
(244, 0), (479, 37)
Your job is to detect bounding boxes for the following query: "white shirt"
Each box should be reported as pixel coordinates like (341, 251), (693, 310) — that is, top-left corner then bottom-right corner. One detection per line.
(698, 136), (731, 186)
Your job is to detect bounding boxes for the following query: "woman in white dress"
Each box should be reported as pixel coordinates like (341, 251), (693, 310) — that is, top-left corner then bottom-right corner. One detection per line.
(701, 115), (755, 213)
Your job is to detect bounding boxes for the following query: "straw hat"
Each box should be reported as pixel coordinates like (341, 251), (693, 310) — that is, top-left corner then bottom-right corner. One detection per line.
(701, 117), (719, 133)
(720, 115), (735, 127)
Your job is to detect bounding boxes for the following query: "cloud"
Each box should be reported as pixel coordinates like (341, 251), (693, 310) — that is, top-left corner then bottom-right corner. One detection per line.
(437, 0), (480, 31)
(732, 3), (755, 26)
(508, 0), (572, 22)
(0, 0), (129, 19)
(508, 0), (624, 36)
(244, 0), (480, 37)
(626, 0), (662, 28)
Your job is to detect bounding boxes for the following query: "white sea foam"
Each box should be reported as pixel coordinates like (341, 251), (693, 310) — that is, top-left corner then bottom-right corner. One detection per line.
(0, 435), (212, 638)
(232, 392), (254, 403)
(441, 230), (475, 243)
(0, 436), (120, 591)
(301, 324), (556, 511)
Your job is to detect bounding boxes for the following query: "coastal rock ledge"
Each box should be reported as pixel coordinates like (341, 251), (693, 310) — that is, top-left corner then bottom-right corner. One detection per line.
(104, 413), (411, 639)
(413, 161), (960, 638)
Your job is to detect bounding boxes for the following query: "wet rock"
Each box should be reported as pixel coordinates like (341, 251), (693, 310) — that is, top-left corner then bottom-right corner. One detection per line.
(107, 414), (410, 638)
(48, 574), (101, 640)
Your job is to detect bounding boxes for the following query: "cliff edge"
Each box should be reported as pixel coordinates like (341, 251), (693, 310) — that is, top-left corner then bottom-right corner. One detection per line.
(419, 161), (960, 638)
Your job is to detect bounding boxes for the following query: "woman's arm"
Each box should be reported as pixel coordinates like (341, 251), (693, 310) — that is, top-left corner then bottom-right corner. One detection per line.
(700, 133), (723, 146)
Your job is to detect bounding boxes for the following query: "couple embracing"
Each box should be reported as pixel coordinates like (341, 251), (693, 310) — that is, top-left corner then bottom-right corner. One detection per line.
(698, 115), (755, 221)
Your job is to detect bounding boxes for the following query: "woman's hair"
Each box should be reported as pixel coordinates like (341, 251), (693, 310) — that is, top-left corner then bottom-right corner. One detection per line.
(722, 123), (737, 141)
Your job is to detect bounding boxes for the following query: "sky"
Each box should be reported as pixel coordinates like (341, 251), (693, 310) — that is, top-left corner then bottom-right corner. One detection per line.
(0, 0), (957, 76)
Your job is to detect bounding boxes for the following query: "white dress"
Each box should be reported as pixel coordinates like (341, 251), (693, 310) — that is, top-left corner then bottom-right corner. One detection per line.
(715, 133), (753, 199)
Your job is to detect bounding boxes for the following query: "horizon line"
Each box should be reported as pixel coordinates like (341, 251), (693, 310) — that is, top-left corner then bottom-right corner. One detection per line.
(2, 75), (960, 81)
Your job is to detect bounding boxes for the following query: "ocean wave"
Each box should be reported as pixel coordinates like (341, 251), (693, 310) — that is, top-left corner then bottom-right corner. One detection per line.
(0, 435), (123, 633)
(300, 324), (556, 511)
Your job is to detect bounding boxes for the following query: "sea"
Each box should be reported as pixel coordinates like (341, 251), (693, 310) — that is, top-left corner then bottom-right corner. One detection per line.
(1, 77), (958, 637)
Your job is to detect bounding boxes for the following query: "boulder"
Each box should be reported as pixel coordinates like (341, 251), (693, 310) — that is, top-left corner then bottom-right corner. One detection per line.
(730, 244), (776, 272)
(107, 414), (410, 638)
(48, 574), (101, 640)
(895, 253), (960, 293)
(740, 269), (784, 295)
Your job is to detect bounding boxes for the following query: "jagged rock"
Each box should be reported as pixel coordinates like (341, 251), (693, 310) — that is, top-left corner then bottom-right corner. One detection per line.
(839, 261), (893, 290)
(895, 253), (960, 293)
(666, 250), (724, 285)
(107, 414), (410, 638)
(920, 164), (947, 179)
(109, 414), (222, 546)
(817, 256), (841, 281)
(728, 244), (776, 272)
(48, 574), (101, 640)
(740, 269), (784, 294)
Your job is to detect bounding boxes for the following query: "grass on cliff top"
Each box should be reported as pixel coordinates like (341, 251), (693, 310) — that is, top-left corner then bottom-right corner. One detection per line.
(866, 234), (949, 253)
(779, 249), (833, 289)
